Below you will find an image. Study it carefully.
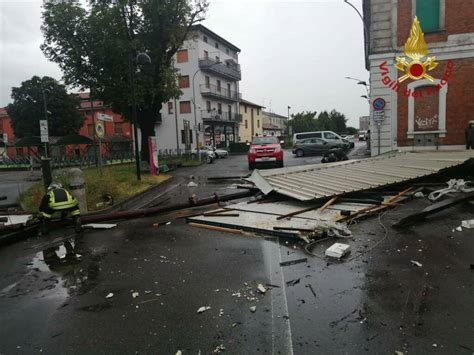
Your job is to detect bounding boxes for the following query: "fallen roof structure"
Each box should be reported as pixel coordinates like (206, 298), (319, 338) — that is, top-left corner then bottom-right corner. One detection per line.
(249, 151), (474, 201)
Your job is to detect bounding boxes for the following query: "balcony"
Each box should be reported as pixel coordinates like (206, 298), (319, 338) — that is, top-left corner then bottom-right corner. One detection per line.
(201, 110), (242, 123)
(199, 58), (241, 81)
(200, 84), (241, 102)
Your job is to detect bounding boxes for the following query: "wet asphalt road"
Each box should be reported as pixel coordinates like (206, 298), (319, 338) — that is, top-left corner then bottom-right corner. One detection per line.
(1, 143), (474, 354)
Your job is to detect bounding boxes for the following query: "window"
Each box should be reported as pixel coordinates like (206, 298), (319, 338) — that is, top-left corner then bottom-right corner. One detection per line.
(205, 76), (210, 88)
(257, 120), (260, 128)
(179, 75), (190, 88)
(245, 120), (248, 129)
(181, 129), (193, 143)
(114, 122), (124, 134)
(205, 101), (211, 112)
(226, 48), (229, 55)
(228, 105), (232, 114)
(257, 109), (260, 116)
(215, 42), (219, 49)
(217, 103), (222, 114)
(180, 101), (191, 114)
(416, 0), (441, 32)
(204, 50), (208, 59)
(177, 49), (188, 63)
(203, 35), (208, 43)
(87, 124), (95, 136)
(324, 132), (337, 140)
(227, 83), (231, 97)
(216, 80), (221, 92)
(244, 105), (247, 113)
(168, 102), (174, 114)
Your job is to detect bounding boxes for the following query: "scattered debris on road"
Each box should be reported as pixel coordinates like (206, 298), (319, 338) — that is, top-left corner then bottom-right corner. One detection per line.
(325, 243), (351, 259)
(286, 278), (300, 287)
(197, 306), (211, 313)
(280, 258), (308, 267)
(83, 223), (117, 229)
(249, 306), (256, 313)
(461, 219), (474, 229)
(105, 293), (114, 299)
(410, 260), (423, 267)
(257, 284), (267, 294)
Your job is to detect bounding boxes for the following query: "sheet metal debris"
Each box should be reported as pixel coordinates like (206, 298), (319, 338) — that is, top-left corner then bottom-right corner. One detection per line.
(197, 306), (211, 313)
(249, 151), (474, 201)
(279, 258), (308, 267)
(461, 219), (474, 229)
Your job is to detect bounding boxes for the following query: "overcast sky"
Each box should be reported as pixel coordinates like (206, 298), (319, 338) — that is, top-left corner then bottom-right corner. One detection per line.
(0, 0), (369, 127)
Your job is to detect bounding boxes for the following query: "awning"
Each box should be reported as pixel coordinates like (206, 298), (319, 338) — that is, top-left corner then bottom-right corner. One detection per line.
(54, 134), (94, 145)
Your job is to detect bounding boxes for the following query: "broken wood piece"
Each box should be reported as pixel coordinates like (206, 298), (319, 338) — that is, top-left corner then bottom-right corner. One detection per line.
(276, 204), (323, 220)
(273, 226), (316, 232)
(318, 196), (338, 213)
(189, 222), (243, 235)
(393, 191), (474, 228)
(280, 258), (308, 267)
(306, 284), (317, 298)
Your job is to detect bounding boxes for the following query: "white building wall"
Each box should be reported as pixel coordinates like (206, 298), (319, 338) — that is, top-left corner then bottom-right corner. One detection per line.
(155, 29), (240, 154)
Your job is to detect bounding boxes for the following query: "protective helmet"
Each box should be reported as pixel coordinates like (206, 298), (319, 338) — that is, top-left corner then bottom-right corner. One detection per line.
(48, 182), (63, 191)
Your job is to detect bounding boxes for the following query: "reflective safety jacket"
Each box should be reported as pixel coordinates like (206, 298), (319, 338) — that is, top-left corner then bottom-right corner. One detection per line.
(39, 188), (79, 212)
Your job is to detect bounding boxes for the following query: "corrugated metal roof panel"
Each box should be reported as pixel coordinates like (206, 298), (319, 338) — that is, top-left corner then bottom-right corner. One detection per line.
(249, 151), (474, 201)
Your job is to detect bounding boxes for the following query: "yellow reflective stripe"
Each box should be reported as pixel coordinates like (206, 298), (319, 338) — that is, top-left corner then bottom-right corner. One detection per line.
(40, 211), (53, 218)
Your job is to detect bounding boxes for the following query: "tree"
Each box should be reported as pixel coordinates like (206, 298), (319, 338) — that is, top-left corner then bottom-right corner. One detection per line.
(346, 126), (358, 135)
(287, 111), (319, 133)
(7, 76), (83, 138)
(41, 0), (208, 162)
(316, 109), (348, 133)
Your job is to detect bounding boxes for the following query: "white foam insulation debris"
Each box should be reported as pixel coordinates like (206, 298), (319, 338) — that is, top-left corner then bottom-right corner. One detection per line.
(325, 243), (351, 259)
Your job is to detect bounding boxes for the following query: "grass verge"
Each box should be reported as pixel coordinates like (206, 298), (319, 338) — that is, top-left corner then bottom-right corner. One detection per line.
(20, 164), (170, 212)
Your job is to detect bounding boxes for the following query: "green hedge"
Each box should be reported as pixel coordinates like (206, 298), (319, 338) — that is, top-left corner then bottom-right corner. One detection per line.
(229, 142), (249, 153)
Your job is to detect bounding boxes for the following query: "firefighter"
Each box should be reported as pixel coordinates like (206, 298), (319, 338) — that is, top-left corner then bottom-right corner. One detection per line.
(38, 182), (82, 236)
(465, 121), (474, 149)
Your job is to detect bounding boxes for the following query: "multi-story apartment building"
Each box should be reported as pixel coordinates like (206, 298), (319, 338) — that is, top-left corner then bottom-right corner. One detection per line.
(262, 111), (288, 138)
(359, 116), (370, 131)
(238, 99), (264, 142)
(156, 25), (241, 153)
(363, 0), (474, 155)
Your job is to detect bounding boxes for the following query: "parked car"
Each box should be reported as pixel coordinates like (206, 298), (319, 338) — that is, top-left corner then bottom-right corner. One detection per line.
(358, 131), (367, 141)
(191, 147), (216, 163)
(342, 138), (354, 149)
(204, 145), (229, 159)
(247, 136), (284, 170)
(293, 130), (351, 150)
(292, 138), (345, 157)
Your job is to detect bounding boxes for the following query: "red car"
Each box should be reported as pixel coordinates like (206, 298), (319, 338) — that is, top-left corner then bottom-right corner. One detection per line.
(247, 136), (284, 170)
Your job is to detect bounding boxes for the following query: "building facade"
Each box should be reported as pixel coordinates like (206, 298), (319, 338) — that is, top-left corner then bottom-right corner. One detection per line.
(238, 99), (264, 142)
(262, 111), (288, 138)
(359, 116), (370, 131)
(0, 93), (132, 158)
(364, 0), (474, 155)
(156, 25), (241, 153)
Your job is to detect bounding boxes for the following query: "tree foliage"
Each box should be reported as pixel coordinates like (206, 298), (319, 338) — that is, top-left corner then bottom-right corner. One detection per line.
(7, 76), (83, 138)
(41, 0), (208, 160)
(288, 109), (349, 134)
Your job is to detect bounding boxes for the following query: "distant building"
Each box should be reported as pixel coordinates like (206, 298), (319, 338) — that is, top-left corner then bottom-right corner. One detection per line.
(238, 99), (265, 142)
(262, 111), (288, 138)
(359, 116), (370, 131)
(0, 93), (132, 158)
(156, 24), (241, 153)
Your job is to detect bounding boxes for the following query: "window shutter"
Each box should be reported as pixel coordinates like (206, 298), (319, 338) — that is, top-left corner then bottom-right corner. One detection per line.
(416, 0), (440, 32)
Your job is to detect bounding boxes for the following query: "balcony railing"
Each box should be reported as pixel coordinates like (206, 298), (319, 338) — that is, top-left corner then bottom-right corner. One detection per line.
(200, 84), (241, 101)
(199, 58), (241, 81)
(201, 110), (242, 123)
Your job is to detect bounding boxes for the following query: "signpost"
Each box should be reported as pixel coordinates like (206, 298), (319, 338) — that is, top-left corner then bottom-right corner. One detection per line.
(372, 98), (386, 156)
(2, 133), (7, 145)
(97, 113), (113, 122)
(39, 120), (49, 158)
(96, 121), (105, 176)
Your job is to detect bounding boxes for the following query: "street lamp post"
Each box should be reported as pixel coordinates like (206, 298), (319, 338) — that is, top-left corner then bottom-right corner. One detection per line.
(343, 0), (370, 60)
(192, 61), (222, 161)
(128, 51), (151, 181)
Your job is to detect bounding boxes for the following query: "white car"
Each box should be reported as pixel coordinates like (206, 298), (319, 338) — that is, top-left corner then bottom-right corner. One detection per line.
(205, 146), (229, 159)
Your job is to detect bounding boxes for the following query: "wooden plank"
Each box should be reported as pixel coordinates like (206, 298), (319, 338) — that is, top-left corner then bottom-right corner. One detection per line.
(318, 196), (338, 213)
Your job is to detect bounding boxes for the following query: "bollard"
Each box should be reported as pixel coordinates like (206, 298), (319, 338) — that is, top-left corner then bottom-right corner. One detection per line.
(68, 168), (88, 213)
(41, 158), (53, 190)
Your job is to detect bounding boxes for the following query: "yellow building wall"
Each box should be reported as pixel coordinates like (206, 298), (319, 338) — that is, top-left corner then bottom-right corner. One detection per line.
(238, 104), (263, 142)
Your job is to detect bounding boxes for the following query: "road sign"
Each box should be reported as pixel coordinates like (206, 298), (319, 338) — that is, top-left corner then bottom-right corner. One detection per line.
(2, 133), (7, 144)
(373, 97), (386, 111)
(373, 110), (385, 124)
(97, 113), (113, 122)
(40, 120), (49, 143)
(96, 121), (105, 138)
